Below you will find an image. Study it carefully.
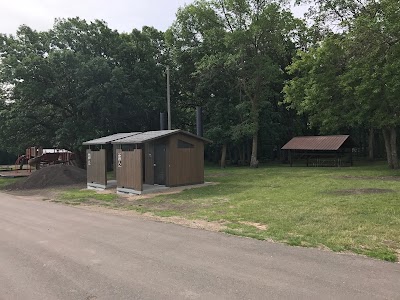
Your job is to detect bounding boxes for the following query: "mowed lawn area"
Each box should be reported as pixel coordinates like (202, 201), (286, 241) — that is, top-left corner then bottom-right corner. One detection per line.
(132, 162), (400, 262)
(7, 161), (400, 262)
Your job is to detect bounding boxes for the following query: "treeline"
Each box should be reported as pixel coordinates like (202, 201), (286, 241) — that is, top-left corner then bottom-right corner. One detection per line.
(284, 0), (400, 169)
(0, 19), (166, 165)
(0, 0), (399, 168)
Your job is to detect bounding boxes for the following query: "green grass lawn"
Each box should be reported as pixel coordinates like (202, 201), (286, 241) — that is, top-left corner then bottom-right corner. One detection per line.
(58, 189), (118, 205)
(135, 161), (400, 262)
(0, 177), (22, 189)
(117, 161), (400, 262)
(3, 161), (399, 262)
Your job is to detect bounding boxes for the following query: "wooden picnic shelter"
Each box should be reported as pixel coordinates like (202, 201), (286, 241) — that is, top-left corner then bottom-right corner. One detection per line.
(281, 135), (355, 167)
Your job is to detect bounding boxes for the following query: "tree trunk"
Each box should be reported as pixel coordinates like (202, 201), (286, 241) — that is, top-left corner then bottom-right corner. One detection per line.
(390, 127), (399, 169)
(232, 147), (238, 165)
(220, 143), (227, 168)
(239, 145), (244, 165)
(249, 95), (259, 168)
(368, 128), (374, 161)
(250, 133), (259, 168)
(383, 128), (393, 169)
(246, 140), (251, 163)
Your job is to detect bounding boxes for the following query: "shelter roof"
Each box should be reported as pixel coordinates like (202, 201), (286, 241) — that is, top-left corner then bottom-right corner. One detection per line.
(112, 129), (212, 144)
(83, 132), (141, 145)
(281, 135), (353, 151)
(42, 149), (72, 154)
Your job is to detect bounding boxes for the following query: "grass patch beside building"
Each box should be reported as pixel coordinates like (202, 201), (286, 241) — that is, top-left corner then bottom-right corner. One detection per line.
(54, 161), (400, 262)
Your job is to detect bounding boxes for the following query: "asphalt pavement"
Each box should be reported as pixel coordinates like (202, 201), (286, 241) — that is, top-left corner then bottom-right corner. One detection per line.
(0, 192), (399, 300)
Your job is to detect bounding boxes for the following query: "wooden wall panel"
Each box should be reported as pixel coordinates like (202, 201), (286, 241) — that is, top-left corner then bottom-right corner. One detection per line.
(113, 145), (118, 180)
(116, 149), (143, 191)
(144, 142), (154, 185)
(167, 133), (204, 187)
(133, 150), (143, 191)
(86, 149), (107, 186)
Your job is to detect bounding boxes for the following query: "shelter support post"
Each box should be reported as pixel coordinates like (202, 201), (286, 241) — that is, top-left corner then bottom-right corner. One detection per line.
(306, 151), (309, 167)
(350, 149), (353, 167)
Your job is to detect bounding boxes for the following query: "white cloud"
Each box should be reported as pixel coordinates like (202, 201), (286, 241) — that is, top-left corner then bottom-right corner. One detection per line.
(0, 0), (193, 34)
(0, 0), (309, 35)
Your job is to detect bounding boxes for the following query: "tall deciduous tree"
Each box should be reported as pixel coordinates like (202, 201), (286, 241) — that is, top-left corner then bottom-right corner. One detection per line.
(168, 0), (304, 167)
(286, 0), (400, 168)
(342, 0), (400, 168)
(0, 19), (166, 165)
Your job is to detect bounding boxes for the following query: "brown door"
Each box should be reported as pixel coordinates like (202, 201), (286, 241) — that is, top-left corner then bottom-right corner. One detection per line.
(116, 149), (143, 191)
(154, 143), (166, 185)
(86, 149), (107, 186)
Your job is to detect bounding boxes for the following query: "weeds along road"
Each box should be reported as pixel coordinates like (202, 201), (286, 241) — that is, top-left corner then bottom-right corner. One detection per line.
(0, 192), (399, 300)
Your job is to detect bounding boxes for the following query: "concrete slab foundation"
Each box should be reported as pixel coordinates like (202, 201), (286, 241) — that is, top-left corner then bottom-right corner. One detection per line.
(117, 184), (169, 195)
(87, 180), (117, 190)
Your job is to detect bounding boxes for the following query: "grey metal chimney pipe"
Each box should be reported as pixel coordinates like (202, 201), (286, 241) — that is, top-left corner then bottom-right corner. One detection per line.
(196, 107), (203, 137)
(160, 112), (166, 130)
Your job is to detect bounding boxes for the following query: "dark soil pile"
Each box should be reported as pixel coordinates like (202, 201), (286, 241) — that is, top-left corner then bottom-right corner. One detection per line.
(7, 164), (87, 190)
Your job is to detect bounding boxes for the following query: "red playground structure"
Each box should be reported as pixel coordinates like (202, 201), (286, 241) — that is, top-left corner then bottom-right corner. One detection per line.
(15, 147), (75, 172)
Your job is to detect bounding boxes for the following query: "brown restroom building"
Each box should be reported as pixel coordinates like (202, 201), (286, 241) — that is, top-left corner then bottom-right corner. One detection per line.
(84, 130), (211, 194)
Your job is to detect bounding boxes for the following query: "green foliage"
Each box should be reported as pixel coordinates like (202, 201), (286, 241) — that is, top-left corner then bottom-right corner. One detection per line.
(0, 150), (17, 164)
(295, 0), (369, 31)
(341, 0), (400, 129)
(0, 18), (166, 157)
(284, 0), (400, 167)
(167, 0), (306, 165)
(284, 35), (348, 132)
(288, 0), (400, 131)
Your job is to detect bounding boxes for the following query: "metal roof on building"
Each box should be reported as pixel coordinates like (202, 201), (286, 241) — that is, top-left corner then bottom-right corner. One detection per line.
(83, 132), (142, 145)
(281, 135), (353, 151)
(112, 129), (212, 144)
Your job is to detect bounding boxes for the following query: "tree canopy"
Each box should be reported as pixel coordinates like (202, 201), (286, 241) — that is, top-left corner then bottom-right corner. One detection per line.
(0, 0), (399, 168)
(167, 0), (306, 167)
(285, 0), (400, 168)
(0, 19), (166, 163)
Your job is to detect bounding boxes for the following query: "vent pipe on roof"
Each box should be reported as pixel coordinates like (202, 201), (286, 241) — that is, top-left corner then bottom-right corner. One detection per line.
(160, 112), (166, 130)
(166, 66), (172, 130)
(196, 107), (203, 137)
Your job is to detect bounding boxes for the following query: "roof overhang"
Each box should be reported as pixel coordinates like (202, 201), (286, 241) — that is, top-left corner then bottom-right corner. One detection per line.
(112, 130), (212, 144)
(83, 132), (142, 146)
(281, 135), (354, 151)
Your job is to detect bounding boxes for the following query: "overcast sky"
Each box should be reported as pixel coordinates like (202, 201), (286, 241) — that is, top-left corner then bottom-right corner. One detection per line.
(0, 0), (308, 35)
